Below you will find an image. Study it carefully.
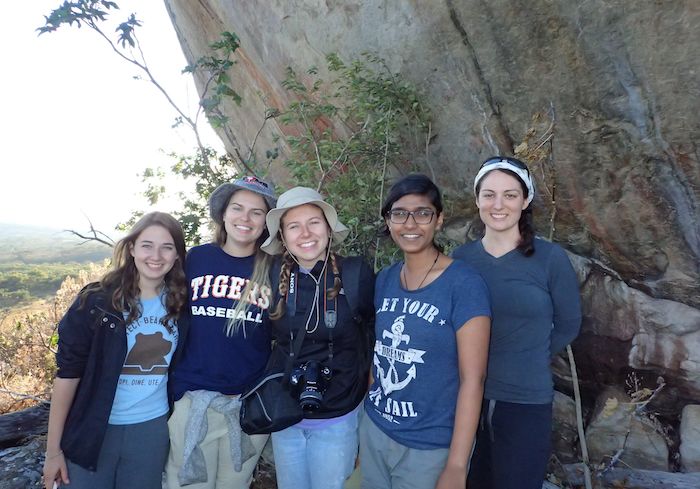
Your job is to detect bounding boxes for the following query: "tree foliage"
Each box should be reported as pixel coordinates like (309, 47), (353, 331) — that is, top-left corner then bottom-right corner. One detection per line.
(39, 2), (441, 265)
(0, 262), (108, 308)
(39, 2), (249, 173)
(139, 53), (435, 265)
(279, 53), (432, 266)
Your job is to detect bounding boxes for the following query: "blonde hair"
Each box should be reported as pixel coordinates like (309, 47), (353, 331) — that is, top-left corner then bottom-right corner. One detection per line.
(215, 190), (274, 336)
(224, 250), (273, 335)
(269, 250), (341, 321)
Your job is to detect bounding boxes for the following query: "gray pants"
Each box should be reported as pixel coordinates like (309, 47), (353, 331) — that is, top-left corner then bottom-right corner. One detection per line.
(359, 410), (449, 489)
(64, 414), (169, 489)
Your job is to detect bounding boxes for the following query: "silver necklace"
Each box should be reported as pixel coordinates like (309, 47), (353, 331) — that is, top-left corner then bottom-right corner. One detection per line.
(401, 250), (440, 290)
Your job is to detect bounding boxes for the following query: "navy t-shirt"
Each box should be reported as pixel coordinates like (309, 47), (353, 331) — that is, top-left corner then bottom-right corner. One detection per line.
(364, 260), (490, 449)
(170, 243), (272, 399)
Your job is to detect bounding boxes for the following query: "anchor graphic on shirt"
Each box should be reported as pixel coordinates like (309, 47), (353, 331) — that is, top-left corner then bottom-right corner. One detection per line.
(369, 315), (425, 403)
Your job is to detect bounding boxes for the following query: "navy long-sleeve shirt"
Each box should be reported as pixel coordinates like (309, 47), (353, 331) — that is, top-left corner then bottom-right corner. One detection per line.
(453, 237), (581, 404)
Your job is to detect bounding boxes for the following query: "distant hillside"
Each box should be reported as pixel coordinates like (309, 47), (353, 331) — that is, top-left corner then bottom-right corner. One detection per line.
(0, 223), (113, 264)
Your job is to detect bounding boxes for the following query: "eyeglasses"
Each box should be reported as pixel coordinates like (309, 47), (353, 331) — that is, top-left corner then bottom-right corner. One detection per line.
(242, 175), (270, 188)
(386, 209), (435, 225)
(480, 156), (530, 175)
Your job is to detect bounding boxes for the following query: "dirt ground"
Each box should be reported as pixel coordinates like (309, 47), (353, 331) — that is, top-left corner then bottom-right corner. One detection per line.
(251, 459), (277, 489)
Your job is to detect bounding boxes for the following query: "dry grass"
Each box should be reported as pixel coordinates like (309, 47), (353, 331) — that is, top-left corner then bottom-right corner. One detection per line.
(0, 263), (107, 414)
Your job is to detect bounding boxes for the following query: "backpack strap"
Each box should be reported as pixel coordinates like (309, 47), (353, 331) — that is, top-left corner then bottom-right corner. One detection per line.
(340, 256), (363, 324)
(339, 256), (375, 378)
(272, 255), (365, 323)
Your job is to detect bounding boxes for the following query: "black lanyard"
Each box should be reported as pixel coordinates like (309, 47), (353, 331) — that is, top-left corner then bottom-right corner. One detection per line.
(286, 266), (337, 362)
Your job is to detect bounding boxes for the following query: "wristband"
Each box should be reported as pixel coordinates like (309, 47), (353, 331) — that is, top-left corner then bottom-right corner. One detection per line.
(45, 450), (63, 461)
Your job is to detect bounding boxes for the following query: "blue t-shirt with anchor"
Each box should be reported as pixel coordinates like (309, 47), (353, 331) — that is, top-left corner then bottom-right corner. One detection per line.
(364, 260), (490, 449)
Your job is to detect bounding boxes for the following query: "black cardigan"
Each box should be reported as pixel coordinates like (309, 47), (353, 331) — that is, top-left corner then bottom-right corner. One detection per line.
(55, 285), (189, 470)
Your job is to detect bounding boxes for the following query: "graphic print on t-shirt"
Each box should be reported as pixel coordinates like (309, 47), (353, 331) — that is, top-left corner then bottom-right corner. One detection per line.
(122, 331), (172, 375)
(366, 262), (491, 449)
(110, 297), (177, 424)
(370, 297), (440, 424)
(189, 273), (271, 325)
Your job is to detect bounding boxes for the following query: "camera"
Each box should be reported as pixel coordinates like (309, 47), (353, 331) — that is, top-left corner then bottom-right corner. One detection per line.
(289, 360), (332, 410)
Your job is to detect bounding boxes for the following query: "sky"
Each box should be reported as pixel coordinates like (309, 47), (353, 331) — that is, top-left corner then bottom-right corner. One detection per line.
(0, 1), (222, 236)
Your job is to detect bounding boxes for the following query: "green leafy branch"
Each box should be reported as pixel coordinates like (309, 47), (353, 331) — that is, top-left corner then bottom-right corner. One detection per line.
(279, 53), (432, 266)
(38, 1), (256, 174)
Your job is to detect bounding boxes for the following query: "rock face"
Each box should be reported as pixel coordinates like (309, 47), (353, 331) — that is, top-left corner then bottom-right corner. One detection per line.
(551, 391), (579, 463)
(585, 387), (669, 471)
(163, 0), (700, 435)
(680, 404), (700, 472)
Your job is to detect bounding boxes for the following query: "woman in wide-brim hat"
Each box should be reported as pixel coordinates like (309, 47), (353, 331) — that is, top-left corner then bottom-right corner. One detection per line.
(262, 186), (375, 489)
(165, 175), (277, 489)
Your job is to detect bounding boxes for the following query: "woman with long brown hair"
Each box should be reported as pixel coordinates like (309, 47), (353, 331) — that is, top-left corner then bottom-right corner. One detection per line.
(42, 212), (188, 489)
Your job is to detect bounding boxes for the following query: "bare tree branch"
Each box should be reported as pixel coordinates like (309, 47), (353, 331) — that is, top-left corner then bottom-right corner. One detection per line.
(0, 388), (49, 405)
(63, 217), (115, 248)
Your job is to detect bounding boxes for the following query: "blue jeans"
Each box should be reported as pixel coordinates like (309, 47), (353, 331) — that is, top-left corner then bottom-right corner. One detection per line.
(271, 410), (359, 489)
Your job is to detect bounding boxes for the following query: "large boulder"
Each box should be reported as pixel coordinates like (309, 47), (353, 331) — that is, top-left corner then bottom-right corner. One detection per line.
(163, 0), (699, 297)
(680, 404), (700, 473)
(572, 261), (700, 415)
(163, 0), (700, 418)
(585, 387), (669, 471)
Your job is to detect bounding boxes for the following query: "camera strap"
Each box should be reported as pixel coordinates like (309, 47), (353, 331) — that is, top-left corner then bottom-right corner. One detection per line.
(286, 269), (299, 317)
(284, 315), (308, 383)
(324, 287), (336, 364)
(285, 267), (318, 372)
(287, 265), (337, 366)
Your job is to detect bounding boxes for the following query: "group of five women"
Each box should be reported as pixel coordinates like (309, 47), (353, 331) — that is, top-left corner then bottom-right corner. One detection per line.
(42, 156), (581, 489)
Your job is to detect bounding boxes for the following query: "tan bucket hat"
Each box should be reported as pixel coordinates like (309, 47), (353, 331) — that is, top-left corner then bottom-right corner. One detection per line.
(261, 186), (349, 255)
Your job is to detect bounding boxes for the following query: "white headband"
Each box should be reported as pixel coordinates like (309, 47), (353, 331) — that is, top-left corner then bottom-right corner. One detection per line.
(473, 160), (535, 205)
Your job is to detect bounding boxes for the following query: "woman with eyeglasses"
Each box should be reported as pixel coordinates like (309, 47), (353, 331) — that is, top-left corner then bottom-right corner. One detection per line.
(360, 174), (491, 489)
(452, 156), (581, 489)
(165, 176), (277, 489)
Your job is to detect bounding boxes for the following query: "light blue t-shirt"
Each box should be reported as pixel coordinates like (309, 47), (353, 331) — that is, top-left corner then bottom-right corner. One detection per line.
(364, 260), (490, 449)
(109, 295), (178, 424)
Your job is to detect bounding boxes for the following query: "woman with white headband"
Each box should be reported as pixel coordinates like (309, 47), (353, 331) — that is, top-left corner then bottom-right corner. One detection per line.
(453, 156), (581, 489)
